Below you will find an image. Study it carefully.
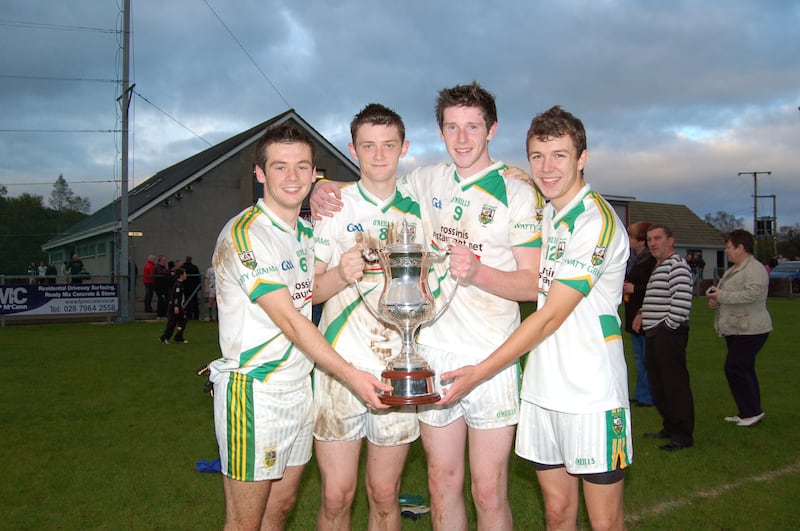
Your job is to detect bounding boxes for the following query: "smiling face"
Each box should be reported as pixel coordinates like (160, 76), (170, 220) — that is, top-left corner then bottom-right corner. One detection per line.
(255, 141), (315, 224)
(527, 134), (587, 211)
(349, 123), (408, 196)
(439, 105), (497, 178)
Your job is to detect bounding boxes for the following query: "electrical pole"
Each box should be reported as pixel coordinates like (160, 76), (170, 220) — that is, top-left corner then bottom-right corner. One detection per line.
(117, 0), (133, 322)
(738, 171), (771, 235)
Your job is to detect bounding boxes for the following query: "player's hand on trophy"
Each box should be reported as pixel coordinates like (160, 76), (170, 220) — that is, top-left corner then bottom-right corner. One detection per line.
(310, 180), (343, 220)
(337, 244), (365, 284)
(448, 244), (481, 284)
(436, 365), (480, 405)
(343, 367), (391, 410)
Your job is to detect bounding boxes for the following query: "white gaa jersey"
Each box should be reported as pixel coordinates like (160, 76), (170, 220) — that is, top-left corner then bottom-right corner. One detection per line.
(314, 181), (423, 371)
(210, 199), (315, 383)
(397, 161), (544, 356)
(522, 184), (630, 413)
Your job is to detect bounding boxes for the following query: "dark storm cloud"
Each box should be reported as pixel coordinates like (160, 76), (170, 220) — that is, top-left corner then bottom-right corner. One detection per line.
(1, 0), (798, 226)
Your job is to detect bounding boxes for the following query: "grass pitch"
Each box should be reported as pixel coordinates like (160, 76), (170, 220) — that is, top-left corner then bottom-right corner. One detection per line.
(1, 298), (798, 529)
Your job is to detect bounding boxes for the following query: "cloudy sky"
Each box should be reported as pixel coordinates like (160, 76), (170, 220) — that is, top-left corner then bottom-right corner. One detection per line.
(2, 0), (798, 229)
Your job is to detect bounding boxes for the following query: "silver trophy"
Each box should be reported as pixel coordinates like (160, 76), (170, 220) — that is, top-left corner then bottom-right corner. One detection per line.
(356, 221), (456, 405)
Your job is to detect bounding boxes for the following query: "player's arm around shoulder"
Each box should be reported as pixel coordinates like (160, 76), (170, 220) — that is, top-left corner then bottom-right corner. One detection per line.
(310, 179), (349, 219)
(255, 287), (390, 409)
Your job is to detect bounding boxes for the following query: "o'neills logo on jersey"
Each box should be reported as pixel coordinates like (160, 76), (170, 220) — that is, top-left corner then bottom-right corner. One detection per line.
(263, 446), (277, 468)
(238, 249), (257, 269)
(591, 245), (607, 266)
(479, 204), (496, 225)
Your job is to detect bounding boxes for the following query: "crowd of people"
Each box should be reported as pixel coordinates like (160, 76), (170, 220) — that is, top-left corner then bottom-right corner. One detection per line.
(24, 253), (87, 285)
(141, 254), (218, 345)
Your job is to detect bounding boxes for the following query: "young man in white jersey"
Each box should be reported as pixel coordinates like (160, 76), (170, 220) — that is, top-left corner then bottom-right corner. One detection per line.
(312, 103), (423, 530)
(312, 83), (543, 531)
(440, 106), (631, 530)
(208, 123), (390, 530)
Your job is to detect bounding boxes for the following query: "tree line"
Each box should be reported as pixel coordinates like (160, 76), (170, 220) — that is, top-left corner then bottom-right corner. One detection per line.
(704, 210), (800, 261)
(0, 175), (89, 276)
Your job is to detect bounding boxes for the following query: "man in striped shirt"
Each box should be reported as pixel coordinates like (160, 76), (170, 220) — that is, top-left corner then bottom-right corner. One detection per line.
(633, 224), (695, 451)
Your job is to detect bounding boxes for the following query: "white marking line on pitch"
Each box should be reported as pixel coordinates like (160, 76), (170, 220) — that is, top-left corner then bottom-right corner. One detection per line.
(626, 461), (800, 524)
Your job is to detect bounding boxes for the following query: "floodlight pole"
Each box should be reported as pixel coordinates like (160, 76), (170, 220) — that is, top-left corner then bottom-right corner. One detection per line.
(738, 171), (771, 235)
(117, 0), (133, 322)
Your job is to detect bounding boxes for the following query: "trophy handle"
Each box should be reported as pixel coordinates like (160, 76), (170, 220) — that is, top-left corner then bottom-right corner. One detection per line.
(432, 266), (459, 322)
(354, 280), (384, 322)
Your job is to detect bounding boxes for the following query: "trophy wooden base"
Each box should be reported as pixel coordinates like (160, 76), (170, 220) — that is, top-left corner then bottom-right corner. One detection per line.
(380, 368), (440, 406)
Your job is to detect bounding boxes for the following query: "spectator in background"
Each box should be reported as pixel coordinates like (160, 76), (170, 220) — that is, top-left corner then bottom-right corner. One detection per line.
(634, 224), (695, 451)
(182, 256), (201, 320)
(204, 265), (217, 321)
(694, 251), (706, 294)
(66, 253), (85, 284)
(45, 262), (57, 284)
(160, 267), (189, 344)
(154, 255), (170, 319)
(707, 229), (772, 427)
(143, 254), (156, 313)
(623, 221), (656, 407)
(37, 261), (47, 284)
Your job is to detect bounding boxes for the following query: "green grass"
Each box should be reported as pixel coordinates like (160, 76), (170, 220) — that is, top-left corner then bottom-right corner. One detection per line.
(1, 299), (798, 529)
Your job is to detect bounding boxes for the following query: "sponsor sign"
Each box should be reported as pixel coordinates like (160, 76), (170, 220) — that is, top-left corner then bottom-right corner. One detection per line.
(0, 283), (118, 316)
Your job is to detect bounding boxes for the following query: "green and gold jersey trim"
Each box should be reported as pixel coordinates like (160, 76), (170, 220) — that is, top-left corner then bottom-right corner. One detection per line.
(226, 372), (256, 481)
(322, 284), (379, 347)
(599, 314), (622, 343)
(605, 408), (630, 471)
(455, 165), (510, 206)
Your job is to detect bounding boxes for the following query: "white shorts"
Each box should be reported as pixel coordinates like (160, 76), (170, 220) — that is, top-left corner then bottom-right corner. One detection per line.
(515, 400), (633, 475)
(416, 344), (520, 430)
(212, 371), (313, 481)
(313, 367), (419, 446)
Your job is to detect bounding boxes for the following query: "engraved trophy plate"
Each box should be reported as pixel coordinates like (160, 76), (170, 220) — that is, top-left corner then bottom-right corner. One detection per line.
(356, 221), (456, 406)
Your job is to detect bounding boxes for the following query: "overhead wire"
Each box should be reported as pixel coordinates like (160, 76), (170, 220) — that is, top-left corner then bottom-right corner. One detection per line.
(199, 0), (292, 109)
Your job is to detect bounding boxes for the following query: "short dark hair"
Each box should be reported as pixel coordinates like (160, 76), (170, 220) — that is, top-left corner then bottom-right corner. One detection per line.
(350, 103), (406, 143)
(727, 229), (755, 254)
(526, 106), (587, 159)
(254, 123), (316, 171)
(174, 267), (186, 277)
(435, 81), (497, 131)
(647, 223), (674, 238)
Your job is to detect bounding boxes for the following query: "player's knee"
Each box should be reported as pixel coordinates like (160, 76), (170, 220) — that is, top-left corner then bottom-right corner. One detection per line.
(542, 493), (579, 528)
(321, 484), (356, 514)
(588, 512), (625, 531)
(471, 480), (505, 513)
(366, 483), (399, 512)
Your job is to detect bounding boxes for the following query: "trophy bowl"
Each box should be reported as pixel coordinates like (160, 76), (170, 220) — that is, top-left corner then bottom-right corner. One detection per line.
(355, 221), (455, 406)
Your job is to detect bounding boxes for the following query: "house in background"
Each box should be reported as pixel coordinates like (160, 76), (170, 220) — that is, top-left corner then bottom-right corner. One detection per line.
(41, 110), (359, 294)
